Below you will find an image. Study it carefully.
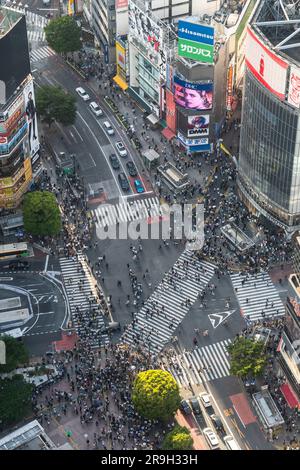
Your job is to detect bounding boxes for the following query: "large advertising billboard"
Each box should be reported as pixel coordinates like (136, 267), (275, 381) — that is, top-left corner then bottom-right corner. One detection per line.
(166, 90), (176, 133)
(0, 93), (24, 134)
(178, 20), (214, 64)
(23, 80), (39, 158)
(0, 15), (30, 104)
(288, 66), (300, 108)
(187, 115), (209, 137)
(245, 27), (288, 100)
(174, 76), (213, 110)
(128, 1), (166, 77)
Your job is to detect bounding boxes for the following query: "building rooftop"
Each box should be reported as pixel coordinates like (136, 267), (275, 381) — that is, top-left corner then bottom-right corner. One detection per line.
(251, 0), (300, 65)
(252, 389), (285, 428)
(0, 6), (22, 38)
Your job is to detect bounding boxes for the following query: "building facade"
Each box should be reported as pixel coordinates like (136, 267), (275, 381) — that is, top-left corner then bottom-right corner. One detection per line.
(238, 0), (300, 232)
(0, 7), (38, 209)
(91, 0), (117, 63)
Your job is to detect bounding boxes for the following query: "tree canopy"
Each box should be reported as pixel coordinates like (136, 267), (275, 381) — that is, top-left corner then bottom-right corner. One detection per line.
(227, 336), (268, 379)
(132, 369), (181, 421)
(36, 85), (76, 127)
(0, 336), (29, 373)
(23, 191), (61, 237)
(162, 425), (193, 450)
(0, 375), (33, 429)
(44, 16), (81, 54)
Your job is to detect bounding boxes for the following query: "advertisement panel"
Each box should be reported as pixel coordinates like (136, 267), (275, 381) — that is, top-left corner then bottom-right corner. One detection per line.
(23, 80), (39, 158)
(245, 27), (288, 100)
(174, 76), (213, 110)
(68, 0), (75, 15)
(116, 42), (127, 82)
(128, 1), (166, 77)
(178, 20), (214, 64)
(0, 15), (30, 103)
(116, 0), (128, 8)
(166, 90), (176, 133)
(0, 93), (24, 134)
(178, 131), (209, 146)
(187, 115), (209, 137)
(288, 66), (300, 108)
(226, 64), (234, 111)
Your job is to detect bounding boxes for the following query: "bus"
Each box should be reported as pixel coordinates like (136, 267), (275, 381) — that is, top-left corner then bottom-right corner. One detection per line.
(0, 243), (29, 259)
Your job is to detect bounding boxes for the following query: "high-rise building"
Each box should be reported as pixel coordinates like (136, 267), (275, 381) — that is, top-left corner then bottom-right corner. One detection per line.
(238, 0), (300, 232)
(0, 7), (38, 209)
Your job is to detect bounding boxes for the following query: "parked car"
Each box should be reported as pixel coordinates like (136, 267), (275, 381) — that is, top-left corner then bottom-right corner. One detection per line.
(75, 87), (90, 101)
(203, 427), (220, 449)
(223, 435), (241, 450)
(89, 101), (103, 116)
(134, 179), (145, 193)
(200, 392), (212, 408)
(211, 414), (225, 434)
(118, 172), (130, 191)
(115, 141), (127, 157)
(126, 161), (137, 177)
(109, 154), (120, 170)
(180, 399), (191, 415)
(189, 397), (202, 415)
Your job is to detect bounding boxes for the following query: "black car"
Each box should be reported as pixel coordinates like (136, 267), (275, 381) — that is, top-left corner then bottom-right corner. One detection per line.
(189, 397), (202, 415)
(109, 153), (120, 170)
(211, 414), (225, 434)
(180, 399), (191, 415)
(118, 172), (130, 191)
(126, 161), (138, 177)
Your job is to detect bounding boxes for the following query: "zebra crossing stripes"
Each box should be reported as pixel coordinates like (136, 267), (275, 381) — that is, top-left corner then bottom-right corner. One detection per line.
(121, 250), (216, 353)
(26, 11), (49, 29)
(30, 46), (56, 63)
(230, 271), (285, 322)
(92, 197), (162, 228)
(164, 339), (232, 387)
(27, 29), (46, 43)
(59, 253), (109, 347)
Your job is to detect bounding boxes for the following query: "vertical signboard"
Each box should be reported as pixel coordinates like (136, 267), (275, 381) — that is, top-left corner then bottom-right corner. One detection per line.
(23, 80), (39, 158)
(178, 20), (214, 64)
(226, 64), (234, 111)
(288, 66), (300, 108)
(68, 0), (75, 15)
(166, 90), (176, 133)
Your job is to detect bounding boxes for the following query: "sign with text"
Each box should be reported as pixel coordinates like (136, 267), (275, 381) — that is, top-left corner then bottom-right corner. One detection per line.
(178, 20), (214, 63)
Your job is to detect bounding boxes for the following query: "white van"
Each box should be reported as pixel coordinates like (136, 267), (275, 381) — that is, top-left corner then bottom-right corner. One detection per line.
(224, 435), (241, 450)
(103, 121), (115, 136)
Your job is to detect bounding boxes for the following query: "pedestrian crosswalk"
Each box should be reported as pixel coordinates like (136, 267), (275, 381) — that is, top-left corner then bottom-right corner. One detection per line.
(230, 271), (285, 323)
(163, 339), (232, 387)
(30, 46), (56, 63)
(59, 253), (109, 348)
(91, 197), (164, 229)
(121, 250), (216, 353)
(26, 11), (49, 29)
(27, 29), (46, 43)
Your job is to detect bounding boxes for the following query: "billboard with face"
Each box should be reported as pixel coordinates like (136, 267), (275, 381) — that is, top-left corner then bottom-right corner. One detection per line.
(187, 115), (209, 137)
(174, 76), (213, 110)
(23, 80), (39, 158)
(245, 27), (288, 100)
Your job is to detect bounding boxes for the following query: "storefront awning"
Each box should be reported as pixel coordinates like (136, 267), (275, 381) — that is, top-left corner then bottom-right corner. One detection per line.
(280, 383), (300, 409)
(147, 113), (159, 125)
(113, 75), (128, 91)
(162, 128), (176, 140)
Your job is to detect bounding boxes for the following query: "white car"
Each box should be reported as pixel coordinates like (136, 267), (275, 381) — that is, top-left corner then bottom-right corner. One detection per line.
(199, 392), (212, 408)
(103, 121), (115, 136)
(89, 101), (103, 116)
(76, 87), (90, 101)
(115, 141), (127, 157)
(223, 435), (241, 450)
(203, 428), (220, 449)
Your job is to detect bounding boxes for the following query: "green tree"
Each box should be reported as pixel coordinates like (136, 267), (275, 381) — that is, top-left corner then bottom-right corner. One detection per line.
(45, 16), (81, 54)
(0, 375), (33, 429)
(132, 370), (180, 421)
(36, 85), (76, 127)
(227, 336), (267, 379)
(162, 425), (193, 450)
(23, 191), (61, 237)
(0, 336), (29, 373)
